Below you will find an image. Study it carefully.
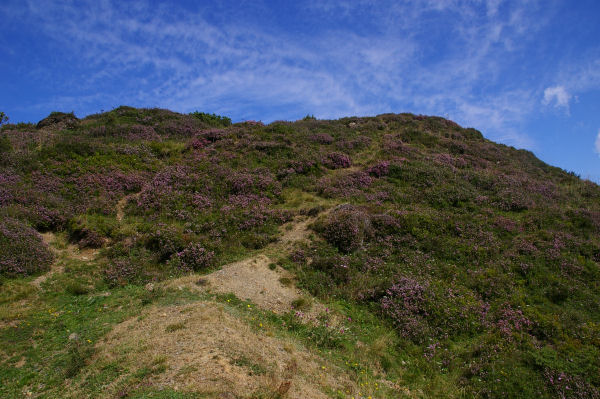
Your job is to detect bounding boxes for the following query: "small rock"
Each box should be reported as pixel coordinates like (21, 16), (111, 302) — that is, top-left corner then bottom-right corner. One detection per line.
(68, 332), (79, 341)
(145, 283), (154, 291)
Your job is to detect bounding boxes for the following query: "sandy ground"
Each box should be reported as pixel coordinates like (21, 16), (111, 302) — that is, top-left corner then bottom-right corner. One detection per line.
(166, 212), (330, 317)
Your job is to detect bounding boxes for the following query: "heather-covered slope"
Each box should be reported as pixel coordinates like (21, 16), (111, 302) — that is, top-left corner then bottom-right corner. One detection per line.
(1, 107), (599, 398)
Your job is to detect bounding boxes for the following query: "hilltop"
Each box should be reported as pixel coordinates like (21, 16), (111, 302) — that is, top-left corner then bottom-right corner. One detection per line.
(1, 107), (599, 398)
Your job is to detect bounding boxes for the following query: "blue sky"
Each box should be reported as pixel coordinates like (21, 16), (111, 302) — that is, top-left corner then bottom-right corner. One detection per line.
(1, 0), (599, 180)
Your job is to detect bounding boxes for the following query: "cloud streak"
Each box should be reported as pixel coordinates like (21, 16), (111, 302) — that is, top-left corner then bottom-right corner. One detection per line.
(543, 86), (571, 110)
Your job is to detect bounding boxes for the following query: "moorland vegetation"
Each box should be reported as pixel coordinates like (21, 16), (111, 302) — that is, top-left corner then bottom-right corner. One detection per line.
(1, 107), (599, 398)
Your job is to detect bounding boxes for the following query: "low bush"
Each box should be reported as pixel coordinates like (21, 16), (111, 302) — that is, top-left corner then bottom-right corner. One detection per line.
(316, 205), (371, 253)
(189, 111), (232, 127)
(0, 218), (54, 277)
(170, 242), (214, 272)
(322, 152), (352, 169)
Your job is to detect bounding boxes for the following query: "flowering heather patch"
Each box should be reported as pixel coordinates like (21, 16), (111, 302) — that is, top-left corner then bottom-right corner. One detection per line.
(322, 152), (352, 169)
(227, 194), (271, 208)
(136, 166), (195, 212)
(366, 161), (390, 177)
(127, 124), (160, 141)
(19, 204), (67, 231)
(335, 135), (371, 150)
(316, 171), (373, 198)
(89, 124), (160, 141)
(69, 224), (105, 249)
(188, 136), (209, 150)
(309, 133), (334, 144)
(544, 369), (600, 399)
(103, 258), (142, 287)
(380, 277), (486, 343)
(494, 216), (519, 233)
(0, 218), (53, 277)
(380, 277), (429, 342)
(225, 169), (281, 196)
(190, 192), (213, 209)
(0, 171), (20, 205)
(171, 243), (214, 272)
(74, 171), (144, 200)
(160, 117), (202, 137)
(494, 304), (532, 337)
(317, 205), (371, 253)
(146, 224), (185, 261)
(431, 153), (468, 170)
(382, 134), (413, 154)
(277, 159), (317, 178)
(290, 249), (306, 264)
(199, 128), (226, 142)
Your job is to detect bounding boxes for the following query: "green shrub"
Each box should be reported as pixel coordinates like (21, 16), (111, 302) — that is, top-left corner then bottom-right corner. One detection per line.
(189, 111), (232, 127)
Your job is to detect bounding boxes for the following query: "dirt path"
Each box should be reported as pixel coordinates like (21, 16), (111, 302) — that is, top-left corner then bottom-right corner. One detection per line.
(31, 232), (97, 288)
(34, 190), (138, 288)
(74, 208), (366, 398)
(167, 211), (329, 316)
(116, 192), (140, 222)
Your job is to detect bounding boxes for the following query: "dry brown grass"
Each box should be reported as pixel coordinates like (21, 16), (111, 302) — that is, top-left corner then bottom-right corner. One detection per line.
(72, 301), (357, 398)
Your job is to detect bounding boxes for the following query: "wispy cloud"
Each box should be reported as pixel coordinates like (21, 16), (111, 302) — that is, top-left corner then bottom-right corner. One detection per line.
(595, 129), (600, 156)
(543, 85), (571, 110)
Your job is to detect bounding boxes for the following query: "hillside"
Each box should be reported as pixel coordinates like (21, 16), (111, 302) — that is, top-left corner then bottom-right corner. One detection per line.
(1, 107), (599, 398)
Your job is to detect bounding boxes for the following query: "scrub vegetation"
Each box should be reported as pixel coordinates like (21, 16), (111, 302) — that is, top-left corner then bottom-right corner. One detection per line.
(1, 106), (599, 398)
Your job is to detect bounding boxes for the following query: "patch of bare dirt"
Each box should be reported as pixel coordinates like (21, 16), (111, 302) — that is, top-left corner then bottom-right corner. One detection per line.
(276, 215), (317, 250)
(75, 302), (355, 398)
(168, 255), (323, 316)
(116, 192), (140, 222)
(166, 211), (332, 316)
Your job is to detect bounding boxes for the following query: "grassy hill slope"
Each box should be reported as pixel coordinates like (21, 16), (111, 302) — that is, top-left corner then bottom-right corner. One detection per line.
(1, 107), (599, 398)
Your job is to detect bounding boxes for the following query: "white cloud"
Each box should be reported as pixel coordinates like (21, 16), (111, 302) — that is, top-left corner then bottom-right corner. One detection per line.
(542, 85), (571, 109)
(595, 129), (600, 155)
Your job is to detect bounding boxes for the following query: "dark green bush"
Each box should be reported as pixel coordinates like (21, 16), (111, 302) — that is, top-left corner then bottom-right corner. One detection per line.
(189, 111), (232, 127)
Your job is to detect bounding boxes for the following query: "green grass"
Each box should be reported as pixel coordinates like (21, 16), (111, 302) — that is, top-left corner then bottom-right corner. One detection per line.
(0, 261), (206, 398)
